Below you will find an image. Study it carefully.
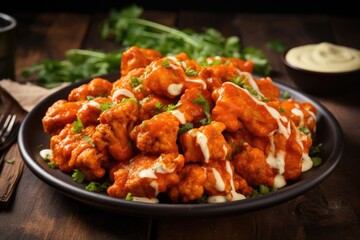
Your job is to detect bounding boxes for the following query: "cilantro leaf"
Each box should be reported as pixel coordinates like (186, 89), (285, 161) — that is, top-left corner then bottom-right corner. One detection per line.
(193, 93), (211, 125)
(72, 118), (83, 133)
(72, 169), (85, 183)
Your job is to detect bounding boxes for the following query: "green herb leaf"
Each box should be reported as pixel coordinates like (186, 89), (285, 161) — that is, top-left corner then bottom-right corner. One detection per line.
(125, 192), (134, 201)
(280, 91), (291, 99)
(310, 143), (322, 155)
(185, 68), (199, 77)
(85, 182), (109, 192)
(130, 76), (141, 87)
(72, 118), (83, 133)
(72, 169), (85, 183)
(48, 162), (57, 169)
(21, 4), (271, 87)
(83, 135), (95, 147)
(311, 157), (322, 167)
(266, 40), (287, 53)
(100, 102), (113, 111)
(6, 159), (15, 164)
(178, 122), (194, 135)
(299, 126), (311, 136)
(196, 194), (208, 203)
(193, 93), (211, 125)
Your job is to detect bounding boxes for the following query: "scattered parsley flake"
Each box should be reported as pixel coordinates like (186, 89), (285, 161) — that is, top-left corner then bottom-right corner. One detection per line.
(72, 118), (83, 133)
(85, 182), (109, 192)
(166, 104), (177, 111)
(310, 143), (322, 155)
(161, 59), (170, 68)
(100, 102), (113, 111)
(185, 68), (199, 76)
(279, 106), (286, 114)
(72, 169), (85, 183)
(6, 159), (15, 164)
(125, 192), (133, 201)
(48, 162), (57, 169)
(299, 126), (311, 136)
(311, 157), (322, 167)
(193, 93), (211, 125)
(196, 194), (208, 203)
(178, 122), (193, 135)
(130, 76), (140, 87)
(83, 135), (95, 147)
(281, 91), (291, 99)
(87, 96), (95, 101)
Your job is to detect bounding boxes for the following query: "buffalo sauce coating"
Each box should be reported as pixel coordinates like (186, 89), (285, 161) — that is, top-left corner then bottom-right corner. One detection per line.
(41, 46), (318, 204)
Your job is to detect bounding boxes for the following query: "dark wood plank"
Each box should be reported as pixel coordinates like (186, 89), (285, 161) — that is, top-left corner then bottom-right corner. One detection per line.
(13, 13), (90, 82)
(45, 13), (90, 60)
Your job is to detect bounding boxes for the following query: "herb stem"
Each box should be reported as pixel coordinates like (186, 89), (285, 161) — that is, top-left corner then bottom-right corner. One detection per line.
(66, 49), (106, 58)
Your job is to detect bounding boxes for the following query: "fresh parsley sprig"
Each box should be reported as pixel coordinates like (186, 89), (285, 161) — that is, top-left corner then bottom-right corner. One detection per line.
(101, 5), (271, 75)
(21, 4), (271, 88)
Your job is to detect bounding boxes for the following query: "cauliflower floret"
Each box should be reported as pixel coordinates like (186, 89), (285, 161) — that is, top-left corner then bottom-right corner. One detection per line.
(92, 98), (139, 161)
(68, 78), (113, 102)
(42, 99), (82, 136)
(107, 152), (185, 199)
(130, 112), (180, 154)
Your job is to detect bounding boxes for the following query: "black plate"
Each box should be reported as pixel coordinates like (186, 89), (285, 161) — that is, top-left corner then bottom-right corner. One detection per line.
(18, 73), (344, 218)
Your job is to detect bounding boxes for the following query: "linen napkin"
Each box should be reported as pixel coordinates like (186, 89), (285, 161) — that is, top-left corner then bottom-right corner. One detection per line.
(0, 79), (70, 112)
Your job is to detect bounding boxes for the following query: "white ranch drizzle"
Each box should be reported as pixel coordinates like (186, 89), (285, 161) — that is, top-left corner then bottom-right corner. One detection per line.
(167, 83), (183, 96)
(188, 129), (210, 163)
(219, 82), (312, 188)
(206, 56), (222, 65)
(139, 168), (157, 179)
(112, 89), (135, 100)
(185, 77), (207, 89)
(305, 108), (317, 133)
(138, 156), (177, 179)
(207, 161), (246, 203)
(39, 149), (52, 160)
(222, 144), (228, 159)
(274, 175), (286, 189)
(235, 70), (263, 96)
(150, 181), (159, 196)
(137, 155), (180, 202)
(132, 197), (159, 203)
(171, 110), (186, 124)
(225, 160), (246, 201)
(85, 100), (101, 109)
(207, 195), (227, 203)
(165, 56), (178, 63)
(295, 130), (314, 172)
(291, 103), (304, 126)
(211, 168), (225, 192)
(302, 154), (313, 172)
(265, 135), (287, 189)
(223, 82), (290, 138)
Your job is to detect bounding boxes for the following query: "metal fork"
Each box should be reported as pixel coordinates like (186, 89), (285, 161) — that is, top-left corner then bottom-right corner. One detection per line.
(0, 114), (18, 152)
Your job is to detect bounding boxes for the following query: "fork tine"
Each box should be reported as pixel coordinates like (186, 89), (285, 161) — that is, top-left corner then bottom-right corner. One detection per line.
(0, 114), (12, 137)
(0, 115), (17, 144)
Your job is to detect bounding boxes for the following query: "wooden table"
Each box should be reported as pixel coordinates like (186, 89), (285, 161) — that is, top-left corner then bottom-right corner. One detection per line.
(0, 7), (359, 240)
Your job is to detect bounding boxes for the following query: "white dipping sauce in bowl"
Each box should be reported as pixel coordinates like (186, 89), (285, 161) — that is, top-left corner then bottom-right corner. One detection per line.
(285, 42), (360, 73)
